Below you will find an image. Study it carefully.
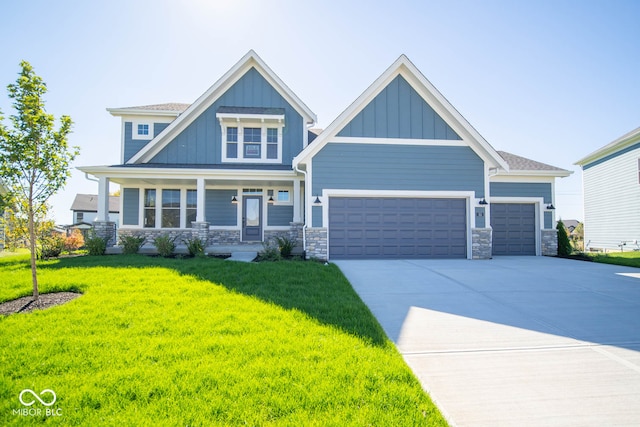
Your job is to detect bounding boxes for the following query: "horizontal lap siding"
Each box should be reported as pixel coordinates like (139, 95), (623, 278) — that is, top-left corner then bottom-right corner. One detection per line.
(205, 190), (237, 226)
(312, 144), (484, 195)
(489, 182), (552, 203)
(582, 146), (640, 250)
(149, 68), (304, 165)
(267, 205), (293, 226)
(122, 188), (139, 225)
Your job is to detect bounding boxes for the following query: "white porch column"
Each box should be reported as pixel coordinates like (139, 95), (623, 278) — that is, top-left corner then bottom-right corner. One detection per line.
(293, 179), (301, 222)
(196, 178), (206, 222)
(97, 176), (110, 221)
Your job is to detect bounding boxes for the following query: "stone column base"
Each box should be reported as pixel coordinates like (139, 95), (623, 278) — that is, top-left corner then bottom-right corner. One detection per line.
(93, 221), (116, 247)
(191, 222), (210, 243)
(541, 229), (558, 256)
(472, 228), (492, 259)
(305, 227), (328, 261)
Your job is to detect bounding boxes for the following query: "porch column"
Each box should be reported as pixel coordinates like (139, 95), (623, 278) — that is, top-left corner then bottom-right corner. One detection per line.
(293, 179), (301, 222)
(196, 178), (206, 222)
(97, 177), (110, 221)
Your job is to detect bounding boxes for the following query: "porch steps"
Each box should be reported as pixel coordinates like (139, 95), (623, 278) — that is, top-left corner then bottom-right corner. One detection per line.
(225, 251), (258, 262)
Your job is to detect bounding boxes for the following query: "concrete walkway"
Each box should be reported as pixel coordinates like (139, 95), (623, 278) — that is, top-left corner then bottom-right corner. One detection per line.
(335, 257), (640, 427)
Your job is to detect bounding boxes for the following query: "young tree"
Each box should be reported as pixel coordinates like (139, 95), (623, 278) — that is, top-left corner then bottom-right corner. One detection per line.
(0, 61), (79, 299)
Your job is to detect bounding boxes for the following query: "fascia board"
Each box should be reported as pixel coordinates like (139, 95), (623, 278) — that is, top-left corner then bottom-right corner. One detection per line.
(106, 108), (181, 118)
(575, 126), (640, 166)
(493, 169), (573, 179)
(128, 50), (316, 164)
(77, 165), (297, 180)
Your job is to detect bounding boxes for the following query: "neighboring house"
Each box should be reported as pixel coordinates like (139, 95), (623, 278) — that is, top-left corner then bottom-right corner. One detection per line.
(558, 219), (580, 236)
(70, 194), (120, 226)
(576, 127), (640, 251)
(79, 50), (570, 259)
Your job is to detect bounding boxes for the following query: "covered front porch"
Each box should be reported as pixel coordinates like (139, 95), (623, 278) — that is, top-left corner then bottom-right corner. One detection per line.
(79, 165), (305, 250)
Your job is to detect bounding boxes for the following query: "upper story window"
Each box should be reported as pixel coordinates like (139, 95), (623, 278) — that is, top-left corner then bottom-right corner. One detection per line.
(217, 106), (285, 163)
(133, 121), (153, 140)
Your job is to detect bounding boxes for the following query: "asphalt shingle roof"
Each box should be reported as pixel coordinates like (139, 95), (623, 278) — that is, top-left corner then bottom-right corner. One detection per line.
(121, 103), (191, 112)
(70, 194), (120, 212)
(497, 151), (567, 172)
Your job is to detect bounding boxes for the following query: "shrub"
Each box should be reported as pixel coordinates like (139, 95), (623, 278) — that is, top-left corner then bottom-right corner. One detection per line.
(153, 234), (176, 257)
(184, 237), (205, 257)
(275, 235), (298, 258)
(259, 239), (281, 261)
(85, 235), (107, 256)
(38, 234), (65, 259)
(64, 229), (85, 253)
(557, 219), (572, 257)
(120, 235), (145, 255)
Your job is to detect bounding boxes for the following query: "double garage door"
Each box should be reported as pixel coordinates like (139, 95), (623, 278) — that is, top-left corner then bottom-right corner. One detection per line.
(328, 198), (537, 259)
(329, 197), (467, 260)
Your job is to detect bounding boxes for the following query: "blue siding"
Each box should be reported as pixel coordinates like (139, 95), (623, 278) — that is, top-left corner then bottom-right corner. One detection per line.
(205, 190), (237, 226)
(122, 188), (139, 225)
(312, 144), (484, 196)
(475, 207), (486, 228)
(544, 211), (552, 229)
(123, 122), (172, 163)
(337, 75), (461, 140)
(312, 206), (323, 227)
(490, 182), (552, 204)
(154, 122), (169, 137)
(150, 67), (304, 165)
(267, 205), (293, 226)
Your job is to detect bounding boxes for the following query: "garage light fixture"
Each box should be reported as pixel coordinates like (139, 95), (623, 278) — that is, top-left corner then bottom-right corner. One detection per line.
(313, 195), (322, 205)
(231, 195), (238, 204)
(546, 204), (555, 210)
(479, 198), (488, 205)
(268, 196), (275, 204)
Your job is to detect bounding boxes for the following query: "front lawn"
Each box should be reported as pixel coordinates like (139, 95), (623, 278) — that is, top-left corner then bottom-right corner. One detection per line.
(589, 251), (640, 268)
(0, 255), (446, 426)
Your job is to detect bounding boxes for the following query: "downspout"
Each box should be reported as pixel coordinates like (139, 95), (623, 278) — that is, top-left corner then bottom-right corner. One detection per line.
(85, 172), (99, 183)
(294, 163), (307, 252)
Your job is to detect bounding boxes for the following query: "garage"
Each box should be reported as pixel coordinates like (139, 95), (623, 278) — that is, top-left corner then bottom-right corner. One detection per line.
(328, 197), (467, 259)
(490, 203), (536, 255)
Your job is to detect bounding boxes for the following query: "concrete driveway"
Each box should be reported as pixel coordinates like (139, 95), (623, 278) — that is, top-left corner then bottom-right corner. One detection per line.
(335, 257), (640, 427)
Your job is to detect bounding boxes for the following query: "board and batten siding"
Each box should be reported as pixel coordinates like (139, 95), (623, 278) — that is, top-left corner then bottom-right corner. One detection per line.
(311, 144), (484, 226)
(337, 75), (461, 140)
(489, 182), (553, 228)
(123, 122), (171, 163)
(122, 188), (140, 225)
(148, 68), (304, 165)
(205, 190), (237, 226)
(582, 146), (640, 250)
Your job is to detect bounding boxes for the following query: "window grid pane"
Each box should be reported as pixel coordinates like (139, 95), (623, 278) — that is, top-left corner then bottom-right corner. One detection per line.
(162, 189), (181, 228)
(243, 127), (261, 142)
(227, 127), (238, 142)
(267, 128), (278, 143)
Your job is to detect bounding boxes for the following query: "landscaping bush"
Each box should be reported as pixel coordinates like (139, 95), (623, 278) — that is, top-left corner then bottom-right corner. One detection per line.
(120, 235), (145, 255)
(184, 236), (206, 257)
(85, 235), (107, 256)
(153, 234), (176, 257)
(259, 239), (281, 261)
(38, 234), (65, 259)
(557, 219), (572, 257)
(64, 229), (85, 253)
(275, 235), (297, 258)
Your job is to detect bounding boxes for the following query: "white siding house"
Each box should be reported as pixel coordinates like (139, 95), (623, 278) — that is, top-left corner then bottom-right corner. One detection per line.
(575, 127), (640, 251)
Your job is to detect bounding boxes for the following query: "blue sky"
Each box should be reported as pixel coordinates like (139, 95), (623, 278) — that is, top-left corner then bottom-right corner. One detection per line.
(1, 0), (639, 223)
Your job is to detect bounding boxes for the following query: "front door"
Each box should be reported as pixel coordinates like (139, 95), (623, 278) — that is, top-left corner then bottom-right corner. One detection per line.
(242, 196), (262, 241)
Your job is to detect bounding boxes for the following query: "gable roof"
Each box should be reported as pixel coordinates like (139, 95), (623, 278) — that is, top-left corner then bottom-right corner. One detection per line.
(128, 50), (316, 164)
(107, 103), (190, 117)
(497, 151), (571, 176)
(70, 194), (120, 213)
(293, 54), (509, 171)
(575, 126), (640, 167)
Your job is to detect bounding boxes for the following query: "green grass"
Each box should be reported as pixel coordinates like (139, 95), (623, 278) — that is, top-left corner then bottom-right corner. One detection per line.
(0, 255), (446, 426)
(588, 251), (640, 268)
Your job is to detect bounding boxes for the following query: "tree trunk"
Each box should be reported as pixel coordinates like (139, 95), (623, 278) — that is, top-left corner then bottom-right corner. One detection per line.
(28, 190), (38, 300)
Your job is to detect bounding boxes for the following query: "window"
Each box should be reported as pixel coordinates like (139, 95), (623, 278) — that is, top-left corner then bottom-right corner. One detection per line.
(133, 122), (153, 140)
(217, 109), (285, 163)
(227, 127), (238, 159)
(243, 127), (261, 158)
(186, 190), (197, 227)
(267, 128), (278, 159)
(77, 212), (84, 222)
(144, 189), (156, 228)
(162, 189), (180, 228)
(277, 190), (290, 203)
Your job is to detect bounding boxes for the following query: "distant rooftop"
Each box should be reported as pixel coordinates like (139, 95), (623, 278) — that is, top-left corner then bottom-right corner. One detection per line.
(71, 194), (119, 213)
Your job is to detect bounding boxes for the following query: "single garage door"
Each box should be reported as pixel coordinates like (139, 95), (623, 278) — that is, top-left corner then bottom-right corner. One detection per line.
(329, 197), (467, 259)
(491, 203), (536, 255)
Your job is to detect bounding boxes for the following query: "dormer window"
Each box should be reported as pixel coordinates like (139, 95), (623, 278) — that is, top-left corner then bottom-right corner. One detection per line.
(133, 121), (153, 140)
(217, 107), (285, 163)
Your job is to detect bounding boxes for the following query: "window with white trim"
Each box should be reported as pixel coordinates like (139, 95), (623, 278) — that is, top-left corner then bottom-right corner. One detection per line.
(217, 108), (285, 163)
(186, 190), (197, 227)
(144, 189), (156, 228)
(133, 122), (153, 140)
(162, 189), (180, 228)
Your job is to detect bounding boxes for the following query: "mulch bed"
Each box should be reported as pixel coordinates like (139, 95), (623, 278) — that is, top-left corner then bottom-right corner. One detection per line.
(0, 292), (82, 316)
